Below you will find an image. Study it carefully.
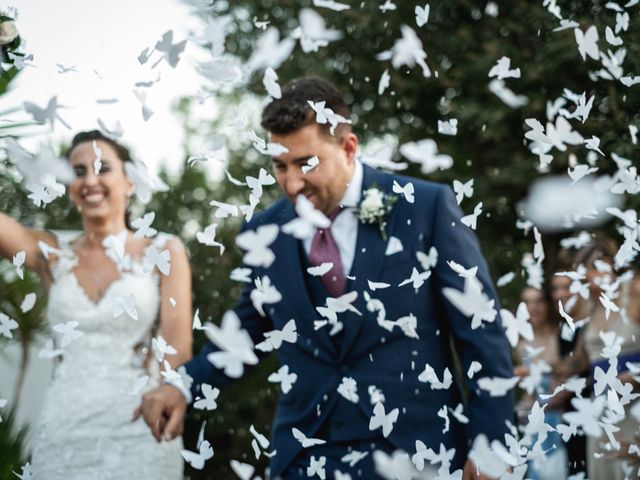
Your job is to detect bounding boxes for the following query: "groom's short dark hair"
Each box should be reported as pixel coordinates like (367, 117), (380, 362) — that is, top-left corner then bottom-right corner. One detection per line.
(261, 76), (351, 139)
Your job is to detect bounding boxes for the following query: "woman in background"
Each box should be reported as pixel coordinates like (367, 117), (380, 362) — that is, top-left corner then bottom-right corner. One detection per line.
(560, 234), (640, 479)
(549, 269), (588, 475)
(514, 285), (568, 480)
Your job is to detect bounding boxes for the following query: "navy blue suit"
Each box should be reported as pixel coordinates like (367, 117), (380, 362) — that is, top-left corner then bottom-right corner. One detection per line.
(185, 165), (513, 478)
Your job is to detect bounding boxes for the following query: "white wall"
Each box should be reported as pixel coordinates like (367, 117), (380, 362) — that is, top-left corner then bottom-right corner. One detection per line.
(0, 337), (53, 452)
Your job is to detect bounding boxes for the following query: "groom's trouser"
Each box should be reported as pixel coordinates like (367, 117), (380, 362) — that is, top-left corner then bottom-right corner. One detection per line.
(276, 436), (396, 479)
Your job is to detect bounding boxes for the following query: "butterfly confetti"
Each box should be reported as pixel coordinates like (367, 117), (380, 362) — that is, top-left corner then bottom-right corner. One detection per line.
(23, 96), (70, 130)
(194, 384), (220, 411)
(38, 339), (64, 359)
(282, 194), (332, 239)
(291, 428), (326, 450)
(154, 30), (187, 68)
(91, 140), (102, 175)
(143, 244), (171, 275)
(236, 224), (279, 268)
(113, 294), (138, 321)
(302, 155), (320, 174)
(20, 293), (36, 313)
(13, 251), (25, 279)
(368, 401), (400, 438)
(488, 56), (521, 80)
(152, 335), (177, 362)
(392, 180), (415, 203)
(292, 8), (343, 53)
(418, 364), (453, 390)
(255, 319), (298, 352)
(399, 139), (453, 174)
(398, 267), (431, 291)
(246, 168), (276, 201)
(0, 313), (19, 339)
(489, 79), (529, 108)
(415, 5), (430, 27)
(307, 455), (327, 479)
(437, 119), (458, 136)
(574, 25), (599, 61)
(500, 302), (534, 348)
(378, 69), (391, 95)
(313, 0), (350, 11)
(307, 100), (352, 135)
(337, 376), (359, 403)
(131, 212), (158, 239)
(52, 321), (83, 347)
(268, 364), (298, 393)
(181, 439), (214, 470)
(248, 130), (289, 156)
(385, 236), (404, 256)
(245, 27), (295, 72)
(229, 460), (255, 480)
(204, 310), (258, 378)
(461, 202), (483, 230)
(263, 67), (281, 99)
(378, 25), (430, 78)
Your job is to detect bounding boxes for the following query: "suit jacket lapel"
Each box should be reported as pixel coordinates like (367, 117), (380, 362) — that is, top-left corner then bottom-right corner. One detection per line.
(338, 165), (399, 361)
(271, 201), (337, 356)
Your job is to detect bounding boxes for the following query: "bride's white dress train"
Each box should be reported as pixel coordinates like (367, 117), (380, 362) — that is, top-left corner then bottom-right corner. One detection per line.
(31, 234), (183, 480)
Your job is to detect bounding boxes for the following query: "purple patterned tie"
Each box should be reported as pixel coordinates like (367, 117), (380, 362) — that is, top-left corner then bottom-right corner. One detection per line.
(309, 207), (345, 297)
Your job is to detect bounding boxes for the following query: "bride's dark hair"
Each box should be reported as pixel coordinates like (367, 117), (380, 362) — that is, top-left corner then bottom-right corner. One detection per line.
(65, 130), (134, 229)
(65, 130), (133, 163)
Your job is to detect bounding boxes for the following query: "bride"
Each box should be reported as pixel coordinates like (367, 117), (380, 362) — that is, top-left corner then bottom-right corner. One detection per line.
(0, 130), (192, 479)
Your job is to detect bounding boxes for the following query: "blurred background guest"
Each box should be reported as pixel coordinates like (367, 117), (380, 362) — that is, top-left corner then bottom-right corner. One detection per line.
(514, 285), (568, 480)
(558, 233), (640, 479)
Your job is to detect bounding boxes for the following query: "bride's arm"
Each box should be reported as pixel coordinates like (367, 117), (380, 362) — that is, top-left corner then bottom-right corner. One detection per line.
(0, 212), (57, 280)
(158, 236), (193, 368)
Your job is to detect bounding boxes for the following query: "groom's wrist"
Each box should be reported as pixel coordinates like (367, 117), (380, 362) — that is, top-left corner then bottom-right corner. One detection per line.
(162, 379), (192, 404)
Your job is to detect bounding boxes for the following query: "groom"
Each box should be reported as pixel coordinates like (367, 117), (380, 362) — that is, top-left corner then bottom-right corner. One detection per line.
(138, 77), (513, 479)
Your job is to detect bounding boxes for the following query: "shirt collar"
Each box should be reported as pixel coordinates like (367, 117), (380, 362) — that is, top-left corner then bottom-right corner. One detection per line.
(339, 160), (363, 209)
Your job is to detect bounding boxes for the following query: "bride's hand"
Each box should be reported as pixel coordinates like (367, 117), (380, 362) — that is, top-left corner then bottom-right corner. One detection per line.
(133, 384), (186, 442)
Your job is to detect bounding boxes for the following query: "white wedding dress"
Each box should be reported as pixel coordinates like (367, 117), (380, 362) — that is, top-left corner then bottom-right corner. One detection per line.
(31, 234), (184, 480)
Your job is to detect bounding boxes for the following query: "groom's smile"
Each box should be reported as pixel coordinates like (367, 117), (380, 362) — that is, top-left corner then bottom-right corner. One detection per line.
(270, 123), (358, 214)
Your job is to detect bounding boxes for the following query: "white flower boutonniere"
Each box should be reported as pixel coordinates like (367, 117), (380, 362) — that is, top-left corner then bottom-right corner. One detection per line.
(354, 185), (398, 240)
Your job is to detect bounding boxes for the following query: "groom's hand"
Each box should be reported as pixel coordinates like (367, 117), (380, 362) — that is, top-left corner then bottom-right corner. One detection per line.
(133, 384), (186, 442)
(462, 459), (496, 480)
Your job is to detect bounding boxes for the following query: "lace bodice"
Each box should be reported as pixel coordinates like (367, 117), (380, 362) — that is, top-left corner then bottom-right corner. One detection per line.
(48, 254), (162, 375)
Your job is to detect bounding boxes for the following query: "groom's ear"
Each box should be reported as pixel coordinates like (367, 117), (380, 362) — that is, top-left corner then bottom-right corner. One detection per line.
(341, 132), (358, 163)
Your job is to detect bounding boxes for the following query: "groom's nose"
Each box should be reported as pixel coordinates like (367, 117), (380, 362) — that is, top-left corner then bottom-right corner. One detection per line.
(282, 169), (305, 198)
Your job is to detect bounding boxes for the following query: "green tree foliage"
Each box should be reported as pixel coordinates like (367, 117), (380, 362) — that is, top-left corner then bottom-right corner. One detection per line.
(179, 3), (639, 475)
(203, 0), (640, 303)
(0, 11), (51, 476)
(0, 409), (29, 480)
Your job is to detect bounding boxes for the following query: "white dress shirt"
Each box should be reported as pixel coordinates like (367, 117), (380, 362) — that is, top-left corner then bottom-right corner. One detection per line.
(302, 160), (363, 276)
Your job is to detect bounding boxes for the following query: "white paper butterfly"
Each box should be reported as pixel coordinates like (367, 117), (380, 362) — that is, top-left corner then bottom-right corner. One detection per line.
(392, 180), (415, 203)
(236, 224), (279, 268)
(255, 319), (298, 352)
(194, 384), (220, 411)
(368, 402), (399, 438)
(268, 364), (298, 394)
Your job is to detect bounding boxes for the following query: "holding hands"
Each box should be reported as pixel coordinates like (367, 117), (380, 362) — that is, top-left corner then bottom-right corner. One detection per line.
(134, 384), (187, 442)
